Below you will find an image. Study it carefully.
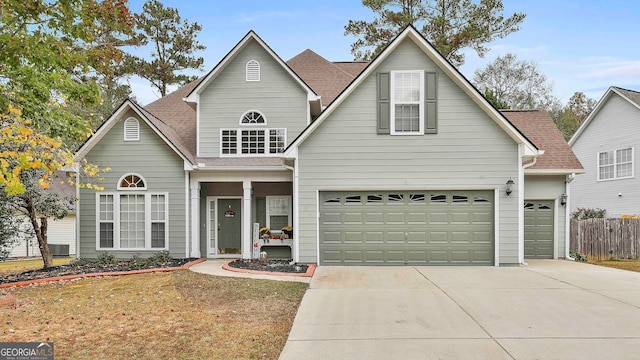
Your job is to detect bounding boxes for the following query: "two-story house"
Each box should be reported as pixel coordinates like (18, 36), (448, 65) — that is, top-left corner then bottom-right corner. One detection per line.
(74, 27), (582, 266)
(569, 86), (640, 217)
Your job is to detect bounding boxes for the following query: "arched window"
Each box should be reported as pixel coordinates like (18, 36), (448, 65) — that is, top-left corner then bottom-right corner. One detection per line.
(246, 60), (260, 81)
(124, 117), (140, 141)
(117, 174), (147, 190)
(240, 110), (266, 125)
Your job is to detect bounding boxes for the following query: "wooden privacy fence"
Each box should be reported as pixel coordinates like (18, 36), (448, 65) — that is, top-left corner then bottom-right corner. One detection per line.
(570, 218), (640, 260)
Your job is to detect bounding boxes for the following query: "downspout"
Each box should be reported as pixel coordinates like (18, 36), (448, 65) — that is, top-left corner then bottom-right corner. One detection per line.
(519, 152), (541, 265)
(74, 164), (80, 259)
(565, 173), (576, 260)
(282, 162), (299, 263)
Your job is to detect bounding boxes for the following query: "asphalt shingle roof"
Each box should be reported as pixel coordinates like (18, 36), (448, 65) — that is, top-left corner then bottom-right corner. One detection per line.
(501, 109), (583, 171)
(139, 48), (580, 172)
(613, 86), (640, 107)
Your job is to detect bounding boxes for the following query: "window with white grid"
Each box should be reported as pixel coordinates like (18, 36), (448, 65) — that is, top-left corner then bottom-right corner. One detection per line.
(391, 70), (424, 134)
(598, 147), (634, 181)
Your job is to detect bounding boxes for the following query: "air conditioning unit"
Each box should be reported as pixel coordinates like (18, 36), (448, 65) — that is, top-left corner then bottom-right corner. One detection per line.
(49, 244), (70, 257)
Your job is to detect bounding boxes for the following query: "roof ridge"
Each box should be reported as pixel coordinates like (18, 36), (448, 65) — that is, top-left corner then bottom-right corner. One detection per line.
(292, 48), (354, 78)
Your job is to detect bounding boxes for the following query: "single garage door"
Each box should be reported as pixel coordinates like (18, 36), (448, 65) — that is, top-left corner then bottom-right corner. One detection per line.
(524, 200), (554, 259)
(319, 191), (494, 265)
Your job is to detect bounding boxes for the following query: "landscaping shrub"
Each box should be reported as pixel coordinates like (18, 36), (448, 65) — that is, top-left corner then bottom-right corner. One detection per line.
(571, 207), (606, 220)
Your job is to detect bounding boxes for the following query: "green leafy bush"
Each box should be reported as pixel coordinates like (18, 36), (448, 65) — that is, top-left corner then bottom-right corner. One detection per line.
(569, 251), (587, 261)
(571, 208), (606, 220)
(148, 250), (172, 266)
(96, 252), (118, 266)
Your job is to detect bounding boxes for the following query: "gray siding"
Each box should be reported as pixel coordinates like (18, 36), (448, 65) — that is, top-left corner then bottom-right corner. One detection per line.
(571, 94), (640, 216)
(198, 40), (309, 157)
(79, 110), (187, 258)
(524, 175), (568, 258)
(297, 39), (520, 264)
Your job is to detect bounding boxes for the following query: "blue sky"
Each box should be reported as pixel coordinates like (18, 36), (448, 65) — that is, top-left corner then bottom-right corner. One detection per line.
(127, 0), (640, 106)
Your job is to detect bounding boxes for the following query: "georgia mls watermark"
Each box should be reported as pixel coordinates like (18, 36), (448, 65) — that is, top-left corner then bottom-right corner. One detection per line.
(0, 342), (54, 360)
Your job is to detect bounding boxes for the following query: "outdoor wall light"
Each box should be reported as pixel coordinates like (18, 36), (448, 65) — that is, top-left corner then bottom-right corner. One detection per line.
(560, 193), (567, 206)
(506, 179), (514, 196)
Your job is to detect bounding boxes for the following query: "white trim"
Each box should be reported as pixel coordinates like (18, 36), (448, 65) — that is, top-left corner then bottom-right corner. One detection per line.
(553, 199), (559, 259)
(185, 172), (190, 258)
(518, 144), (525, 265)
(390, 70), (425, 135)
(123, 117), (140, 141)
(95, 192), (169, 251)
(565, 175), (573, 260)
(219, 128), (287, 156)
(246, 59), (260, 81)
(206, 196), (244, 258)
(190, 181), (201, 258)
(265, 196), (292, 230)
(596, 146), (634, 181)
(316, 189), (320, 265)
(117, 173), (147, 190)
(239, 110), (266, 125)
(494, 188), (500, 267)
(242, 181), (252, 259)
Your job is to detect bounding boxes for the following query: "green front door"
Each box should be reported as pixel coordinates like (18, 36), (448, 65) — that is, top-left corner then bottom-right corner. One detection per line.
(524, 200), (554, 259)
(319, 191), (494, 266)
(217, 198), (242, 254)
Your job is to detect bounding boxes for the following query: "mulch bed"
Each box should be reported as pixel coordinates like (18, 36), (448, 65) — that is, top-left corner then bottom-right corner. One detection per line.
(227, 259), (309, 274)
(0, 258), (197, 285)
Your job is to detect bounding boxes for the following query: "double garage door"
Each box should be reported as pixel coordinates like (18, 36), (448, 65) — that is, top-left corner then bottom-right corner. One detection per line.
(319, 190), (494, 265)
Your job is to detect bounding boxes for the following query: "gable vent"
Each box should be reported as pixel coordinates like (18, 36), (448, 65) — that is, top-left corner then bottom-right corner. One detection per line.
(246, 60), (260, 81)
(124, 117), (140, 141)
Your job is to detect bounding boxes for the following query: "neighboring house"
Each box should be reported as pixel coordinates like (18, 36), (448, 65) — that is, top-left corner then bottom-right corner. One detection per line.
(74, 26), (582, 265)
(569, 87), (640, 218)
(7, 171), (77, 258)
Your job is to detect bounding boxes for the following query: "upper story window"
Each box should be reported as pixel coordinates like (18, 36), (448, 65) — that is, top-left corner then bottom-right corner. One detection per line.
(377, 71), (437, 135)
(220, 128), (286, 156)
(598, 147), (634, 181)
(246, 60), (260, 81)
(123, 117), (140, 141)
(391, 70), (424, 134)
(118, 174), (147, 190)
(240, 110), (266, 125)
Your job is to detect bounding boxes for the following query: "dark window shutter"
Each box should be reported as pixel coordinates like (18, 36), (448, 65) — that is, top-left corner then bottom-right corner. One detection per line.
(377, 72), (390, 134)
(425, 72), (437, 134)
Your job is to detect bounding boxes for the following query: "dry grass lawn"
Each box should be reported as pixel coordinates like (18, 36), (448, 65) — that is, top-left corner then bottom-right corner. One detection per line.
(0, 270), (308, 359)
(590, 259), (640, 273)
(0, 258), (72, 273)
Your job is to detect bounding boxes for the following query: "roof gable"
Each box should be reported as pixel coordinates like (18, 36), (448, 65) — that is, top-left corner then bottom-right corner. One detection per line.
(569, 86), (640, 146)
(75, 99), (194, 164)
(184, 30), (319, 104)
(284, 26), (539, 157)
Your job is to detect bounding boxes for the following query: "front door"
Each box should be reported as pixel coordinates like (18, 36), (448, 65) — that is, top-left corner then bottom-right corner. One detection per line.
(207, 197), (242, 256)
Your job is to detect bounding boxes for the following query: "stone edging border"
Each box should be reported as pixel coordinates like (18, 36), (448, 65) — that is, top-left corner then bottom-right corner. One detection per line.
(222, 260), (316, 277)
(0, 258), (207, 290)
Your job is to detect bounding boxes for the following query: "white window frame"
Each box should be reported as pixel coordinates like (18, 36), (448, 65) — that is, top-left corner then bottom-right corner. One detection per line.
(239, 110), (266, 125)
(246, 60), (260, 81)
(117, 173), (147, 190)
(96, 192), (169, 251)
(390, 70), (424, 135)
(220, 128), (286, 157)
(123, 117), (140, 141)
(597, 147), (634, 181)
(266, 196), (291, 232)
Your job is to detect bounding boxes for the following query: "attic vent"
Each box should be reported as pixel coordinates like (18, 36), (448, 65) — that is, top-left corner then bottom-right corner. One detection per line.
(246, 60), (260, 81)
(124, 117), (139, 141)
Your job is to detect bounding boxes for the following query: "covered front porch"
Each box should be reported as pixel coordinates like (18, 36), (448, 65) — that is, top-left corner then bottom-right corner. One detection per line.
(188, 170), (296, 261)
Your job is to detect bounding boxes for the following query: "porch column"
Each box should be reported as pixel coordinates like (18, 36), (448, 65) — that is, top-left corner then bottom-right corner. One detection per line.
(242, 181), (252, 259)
(190, 182), (201, 258)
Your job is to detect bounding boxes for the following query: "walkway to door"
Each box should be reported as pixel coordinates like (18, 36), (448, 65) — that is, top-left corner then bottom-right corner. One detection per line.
(280, 260), (640, 359)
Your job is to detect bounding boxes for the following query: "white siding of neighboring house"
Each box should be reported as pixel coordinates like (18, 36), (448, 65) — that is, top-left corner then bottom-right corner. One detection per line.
(8, 215), (76, 258)
(296, 39), (521, 264)
(571, 93), (640, 217)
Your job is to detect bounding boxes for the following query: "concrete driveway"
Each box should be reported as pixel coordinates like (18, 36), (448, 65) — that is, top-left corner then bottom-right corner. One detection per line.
(279, 260), (640, 360)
